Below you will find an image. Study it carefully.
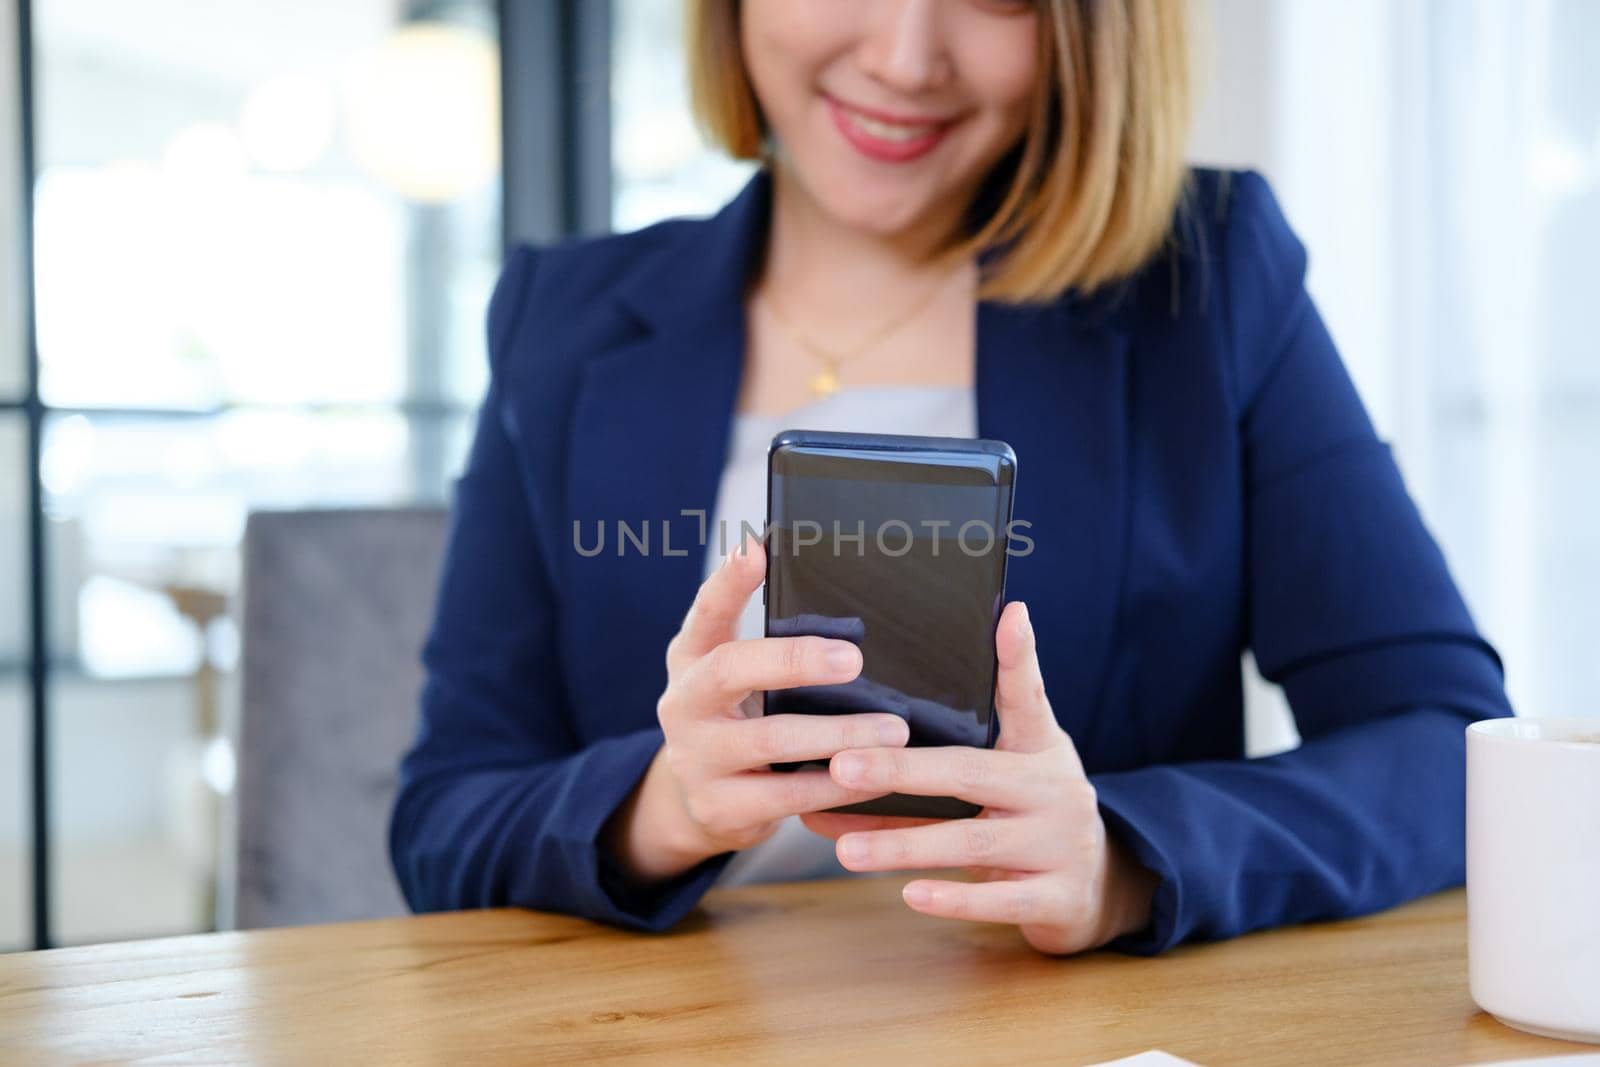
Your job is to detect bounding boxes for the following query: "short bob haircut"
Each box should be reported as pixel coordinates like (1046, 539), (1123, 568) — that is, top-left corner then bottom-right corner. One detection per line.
(687, 0), (1193, 305)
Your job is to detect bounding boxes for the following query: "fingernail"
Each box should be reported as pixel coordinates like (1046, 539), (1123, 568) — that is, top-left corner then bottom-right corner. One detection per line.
(1016, 601), (1031, 637)
(876, 719), (906, 745)
(834, 751), (865, 784)
(839, 836), (867, 863)
(903, 882), (931, 907)
(826, 642), (860, 672)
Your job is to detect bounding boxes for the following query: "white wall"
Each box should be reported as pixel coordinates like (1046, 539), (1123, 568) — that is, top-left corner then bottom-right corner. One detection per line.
(1189, 1), (1600, 725)
(1190, 0), (1414, 445)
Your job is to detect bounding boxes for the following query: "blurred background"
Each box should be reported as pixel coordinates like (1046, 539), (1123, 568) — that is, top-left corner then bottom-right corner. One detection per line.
(0, 0), (1594, 950)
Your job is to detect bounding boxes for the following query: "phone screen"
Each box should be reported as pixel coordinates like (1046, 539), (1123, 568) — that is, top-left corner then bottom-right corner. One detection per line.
(764, 438), (1015, 765)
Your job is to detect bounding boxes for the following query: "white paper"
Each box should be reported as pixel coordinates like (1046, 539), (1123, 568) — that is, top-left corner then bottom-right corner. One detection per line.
(1084, 1053), (1203, 1067)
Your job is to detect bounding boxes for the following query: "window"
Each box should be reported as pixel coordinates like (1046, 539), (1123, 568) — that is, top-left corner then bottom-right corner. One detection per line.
(17, 0), (499, 945)
(610, 0), (754, 231)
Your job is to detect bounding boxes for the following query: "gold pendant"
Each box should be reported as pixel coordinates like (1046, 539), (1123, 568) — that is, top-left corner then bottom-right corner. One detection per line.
(808, 365), (840, 397)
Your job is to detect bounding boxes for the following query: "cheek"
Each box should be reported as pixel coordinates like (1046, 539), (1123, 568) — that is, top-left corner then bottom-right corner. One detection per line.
(958, 27), (1039, 139)
(738, 5), (793, 120)
(995, 66), (1039, 135)
(740, 1), (851, 127)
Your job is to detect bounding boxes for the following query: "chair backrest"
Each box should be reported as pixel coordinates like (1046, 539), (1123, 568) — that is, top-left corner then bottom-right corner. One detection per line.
(231, 507), (446, 929)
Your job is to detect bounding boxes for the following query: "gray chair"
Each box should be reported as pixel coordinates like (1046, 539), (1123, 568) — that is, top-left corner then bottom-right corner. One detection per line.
(231, 507), (447, 929)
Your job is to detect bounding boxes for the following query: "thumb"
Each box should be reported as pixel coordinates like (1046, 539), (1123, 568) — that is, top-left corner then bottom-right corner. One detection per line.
(669, 530), (766, 673)
(993, 601), (1066, 755)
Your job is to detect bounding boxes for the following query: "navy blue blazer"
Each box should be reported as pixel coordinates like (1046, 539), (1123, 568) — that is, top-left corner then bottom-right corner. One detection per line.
(389, 167), (1512, 953)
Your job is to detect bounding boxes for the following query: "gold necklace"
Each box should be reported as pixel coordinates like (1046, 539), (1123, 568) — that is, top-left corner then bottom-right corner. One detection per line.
(761, 264), (962, 398)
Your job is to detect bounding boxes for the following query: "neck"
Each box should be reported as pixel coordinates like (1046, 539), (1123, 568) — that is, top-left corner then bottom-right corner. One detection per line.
(758, 158), (973, 313)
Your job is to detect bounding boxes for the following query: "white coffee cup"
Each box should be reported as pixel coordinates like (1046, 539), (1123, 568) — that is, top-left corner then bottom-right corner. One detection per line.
(1468, 716), (1600, 1043)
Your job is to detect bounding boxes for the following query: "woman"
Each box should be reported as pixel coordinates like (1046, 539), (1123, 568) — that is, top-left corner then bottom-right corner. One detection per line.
(389, 0), (1511, 956)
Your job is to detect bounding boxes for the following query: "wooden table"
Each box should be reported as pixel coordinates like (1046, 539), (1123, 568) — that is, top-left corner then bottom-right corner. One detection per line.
(0, 879), (1590, 1066)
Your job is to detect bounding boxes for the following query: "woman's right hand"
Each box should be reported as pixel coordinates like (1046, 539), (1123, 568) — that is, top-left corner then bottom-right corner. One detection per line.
(601, 532), (911, 885)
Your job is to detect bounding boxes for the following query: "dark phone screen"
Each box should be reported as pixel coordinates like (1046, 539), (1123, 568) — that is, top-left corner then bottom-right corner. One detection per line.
(764, 442), (1015, 760)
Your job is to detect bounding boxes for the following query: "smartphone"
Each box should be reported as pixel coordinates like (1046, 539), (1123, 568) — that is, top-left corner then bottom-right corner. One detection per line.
(762, 429), (1018, 819)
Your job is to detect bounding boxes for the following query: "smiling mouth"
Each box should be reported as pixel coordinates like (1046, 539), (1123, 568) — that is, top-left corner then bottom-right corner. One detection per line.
(825, 94), (957, 162)
(844, 109), (947, 142)
(829, 94), (953, 135)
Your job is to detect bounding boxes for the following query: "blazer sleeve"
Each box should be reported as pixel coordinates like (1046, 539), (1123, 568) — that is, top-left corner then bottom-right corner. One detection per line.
(388, 244), (732, 931)
(1090, 171), (1514, 954)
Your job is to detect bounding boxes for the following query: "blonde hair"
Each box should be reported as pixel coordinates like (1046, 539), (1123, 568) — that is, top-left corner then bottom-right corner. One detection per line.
(687, 0), (1193, 305)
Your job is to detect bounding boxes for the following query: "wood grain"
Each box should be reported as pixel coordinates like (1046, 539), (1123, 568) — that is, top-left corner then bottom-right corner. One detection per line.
(0, 880), (1588, 1066)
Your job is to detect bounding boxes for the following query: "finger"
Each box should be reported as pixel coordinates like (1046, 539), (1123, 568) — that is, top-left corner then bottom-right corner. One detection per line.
(829, 745), (1044, 809)
(668, 531), (766, 673)
(673, 635), (863, 715)
(993, 601), (1068, 757)
(708, 770), (891, 826)
(708, 712), (909, 773)
(836, 817), (1041, 873)
(901, 875), (1069, 926)
(799, 811), (940, 840)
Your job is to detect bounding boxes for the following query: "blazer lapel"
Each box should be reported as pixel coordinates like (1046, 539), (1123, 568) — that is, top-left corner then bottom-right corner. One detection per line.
(560, 172), (771, 724)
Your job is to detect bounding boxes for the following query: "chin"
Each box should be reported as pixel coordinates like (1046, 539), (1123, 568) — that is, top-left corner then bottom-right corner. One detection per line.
(826, 197), (928, 237)
(809, 166), (950, 239)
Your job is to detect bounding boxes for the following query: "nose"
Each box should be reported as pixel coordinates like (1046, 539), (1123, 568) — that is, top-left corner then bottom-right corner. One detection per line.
(856, 0), (953, 95)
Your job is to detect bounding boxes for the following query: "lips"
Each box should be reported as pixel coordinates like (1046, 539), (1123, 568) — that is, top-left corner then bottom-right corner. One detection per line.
(824, 94), (955, 164)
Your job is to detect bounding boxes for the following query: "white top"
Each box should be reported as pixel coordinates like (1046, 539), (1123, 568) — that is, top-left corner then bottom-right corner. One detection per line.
(704, 383), (978, 888)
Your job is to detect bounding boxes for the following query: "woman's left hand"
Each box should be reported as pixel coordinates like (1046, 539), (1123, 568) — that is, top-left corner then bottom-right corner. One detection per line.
(799, 600), (1158, 956)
